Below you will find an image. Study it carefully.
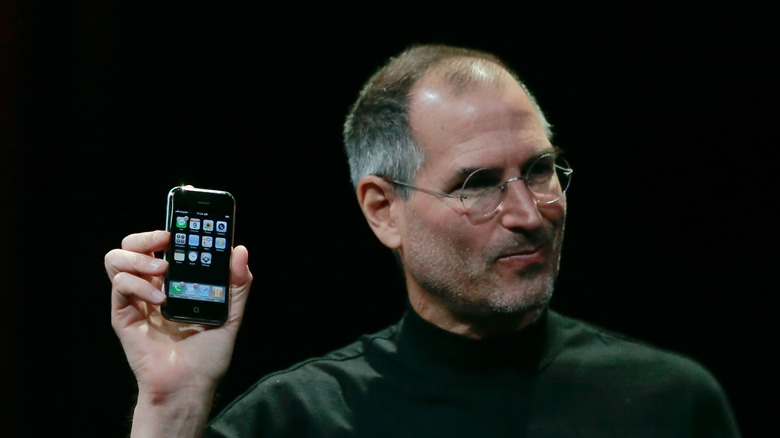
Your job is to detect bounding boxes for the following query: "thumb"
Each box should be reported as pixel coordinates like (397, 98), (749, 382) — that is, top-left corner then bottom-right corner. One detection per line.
(226, 245), (252, 329)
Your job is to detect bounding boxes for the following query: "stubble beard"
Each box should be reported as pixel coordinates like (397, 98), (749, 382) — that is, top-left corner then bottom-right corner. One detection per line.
(404, 217), (563, 323)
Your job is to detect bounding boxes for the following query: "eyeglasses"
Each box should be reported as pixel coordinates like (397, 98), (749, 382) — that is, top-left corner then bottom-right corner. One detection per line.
(388, 152), (573, 219)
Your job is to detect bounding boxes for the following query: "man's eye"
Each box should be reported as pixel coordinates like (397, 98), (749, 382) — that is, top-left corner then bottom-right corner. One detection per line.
(462, 169), (500, 192)
(526, 157), (555, 180)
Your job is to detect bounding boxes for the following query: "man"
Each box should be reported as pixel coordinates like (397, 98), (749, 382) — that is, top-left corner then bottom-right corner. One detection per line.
(105, 44), (741, 437)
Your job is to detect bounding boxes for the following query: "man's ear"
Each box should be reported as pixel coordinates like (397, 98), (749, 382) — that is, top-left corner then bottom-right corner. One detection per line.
(356, 175), (402, 250)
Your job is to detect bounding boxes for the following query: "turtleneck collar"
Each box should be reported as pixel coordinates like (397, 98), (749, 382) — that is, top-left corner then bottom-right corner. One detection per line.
(392, 303), (560, 382)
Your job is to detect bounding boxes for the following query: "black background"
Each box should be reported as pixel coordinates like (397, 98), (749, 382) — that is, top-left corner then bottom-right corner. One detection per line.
(1, 2), (777, 437)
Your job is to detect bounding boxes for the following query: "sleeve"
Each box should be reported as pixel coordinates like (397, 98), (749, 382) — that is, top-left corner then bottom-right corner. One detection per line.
(202, 365), (355, 438)
(691, 371), (742, 438)
(202, 377), (304, 438)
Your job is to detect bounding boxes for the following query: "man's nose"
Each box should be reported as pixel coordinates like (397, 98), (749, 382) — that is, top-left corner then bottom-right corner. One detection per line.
(497, 179), (544, 230)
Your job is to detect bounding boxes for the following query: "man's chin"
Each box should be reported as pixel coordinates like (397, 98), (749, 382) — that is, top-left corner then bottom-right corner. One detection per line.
(489, 272), (556, 314)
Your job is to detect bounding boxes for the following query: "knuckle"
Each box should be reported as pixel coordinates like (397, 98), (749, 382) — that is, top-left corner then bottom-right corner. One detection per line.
(111, 271), (129, 287)
(120, 233), (136, 250)
(121, 231), (150, 250)
(104, 249), (118, 266)
(105, 249), (125, 277)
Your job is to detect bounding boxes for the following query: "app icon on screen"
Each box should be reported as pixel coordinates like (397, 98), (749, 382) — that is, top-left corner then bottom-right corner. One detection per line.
(185, 283), (197, 295)
(215, 237), (226, 249)
(174, 250), (185, 262)
(201, 236), (213, 248)
(200, 252), (212, 265)
(203, 220), (214, 232)
(176, 216), (188, 228)
(189, 218), (201, 230)
(171, 282), (184, 294)
(188, 251), (198, 262)
(212, 287), (224, 298)
(175, 233), (186, 245)
(216, 221), (227, 233)
(198, 285), (210, 297)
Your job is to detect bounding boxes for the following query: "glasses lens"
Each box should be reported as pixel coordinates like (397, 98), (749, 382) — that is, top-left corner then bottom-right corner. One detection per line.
(460, 155), (573, 216)
(527, 154), (572, 204)
(460, 154), (574, 217)
(460, 168), (503, 217)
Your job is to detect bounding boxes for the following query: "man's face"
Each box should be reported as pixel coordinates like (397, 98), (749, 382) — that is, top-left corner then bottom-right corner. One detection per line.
(397, 72), (566, 330)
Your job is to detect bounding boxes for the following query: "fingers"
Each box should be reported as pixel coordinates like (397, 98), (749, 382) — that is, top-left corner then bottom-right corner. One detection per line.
(105, 231), (170, 279)
(111, 271), (166, 306)
(230, 245), (253, 287)
(122, 230), (170, 254)
(105, 248), (168, 280)
(225, 245), (253, 329)
(106, 231), (170, 320)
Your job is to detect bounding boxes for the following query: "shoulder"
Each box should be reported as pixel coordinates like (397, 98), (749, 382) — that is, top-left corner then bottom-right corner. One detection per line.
(548, 309), (726, 393)
(237, 321), (398, 398)
(205, 322), (401, 437)
(274, 321), (400, 380)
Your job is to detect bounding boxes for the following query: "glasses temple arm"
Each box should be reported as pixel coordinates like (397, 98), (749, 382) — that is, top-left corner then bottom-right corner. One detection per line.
(388, 180), (460, 199)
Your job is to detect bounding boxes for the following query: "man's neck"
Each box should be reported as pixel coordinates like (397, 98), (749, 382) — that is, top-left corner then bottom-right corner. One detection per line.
(408, 295), (543, 339)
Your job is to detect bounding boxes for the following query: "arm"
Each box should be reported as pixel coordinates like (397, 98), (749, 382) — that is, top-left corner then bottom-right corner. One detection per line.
(105, 230), (253, 438)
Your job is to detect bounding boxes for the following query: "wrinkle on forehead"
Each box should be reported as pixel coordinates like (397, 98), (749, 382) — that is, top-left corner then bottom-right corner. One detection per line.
(410, 59), (511, 115)
(408, 69), (551, 184)
(410, 73), (543, 145)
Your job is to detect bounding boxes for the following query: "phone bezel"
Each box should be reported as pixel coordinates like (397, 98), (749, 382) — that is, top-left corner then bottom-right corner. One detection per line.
(161, 186), (235, 326)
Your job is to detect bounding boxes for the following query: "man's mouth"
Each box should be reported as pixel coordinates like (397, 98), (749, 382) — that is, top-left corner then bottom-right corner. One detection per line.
(495, 244), (547, 269)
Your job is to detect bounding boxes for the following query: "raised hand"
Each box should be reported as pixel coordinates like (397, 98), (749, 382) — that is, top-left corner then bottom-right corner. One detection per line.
(105, 230), (252, 437)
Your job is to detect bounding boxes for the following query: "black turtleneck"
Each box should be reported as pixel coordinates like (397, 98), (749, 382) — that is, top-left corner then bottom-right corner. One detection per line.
(393, 304), (555, 380)
(207, 306), (741, 437)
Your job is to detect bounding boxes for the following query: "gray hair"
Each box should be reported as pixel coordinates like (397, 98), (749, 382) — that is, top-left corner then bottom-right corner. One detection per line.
(343, 44), (552, 192)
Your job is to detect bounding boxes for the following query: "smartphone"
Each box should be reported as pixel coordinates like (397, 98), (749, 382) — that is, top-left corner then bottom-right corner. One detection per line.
(161, 186), (235, 326)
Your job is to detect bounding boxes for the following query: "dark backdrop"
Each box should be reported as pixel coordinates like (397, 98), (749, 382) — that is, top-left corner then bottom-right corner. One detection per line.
(1, 2), (777, 437)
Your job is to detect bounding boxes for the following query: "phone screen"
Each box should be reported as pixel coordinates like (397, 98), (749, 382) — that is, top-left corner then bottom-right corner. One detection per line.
(162, 186), (235, 325)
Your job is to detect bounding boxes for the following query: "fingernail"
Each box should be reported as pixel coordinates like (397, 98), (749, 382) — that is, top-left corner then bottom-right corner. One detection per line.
(151, 290), (165, 303)
(149, 258), (167, 270)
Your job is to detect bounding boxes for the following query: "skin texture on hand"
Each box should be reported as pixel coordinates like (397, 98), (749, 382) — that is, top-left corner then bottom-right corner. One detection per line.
(105, 230), (253, 437)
